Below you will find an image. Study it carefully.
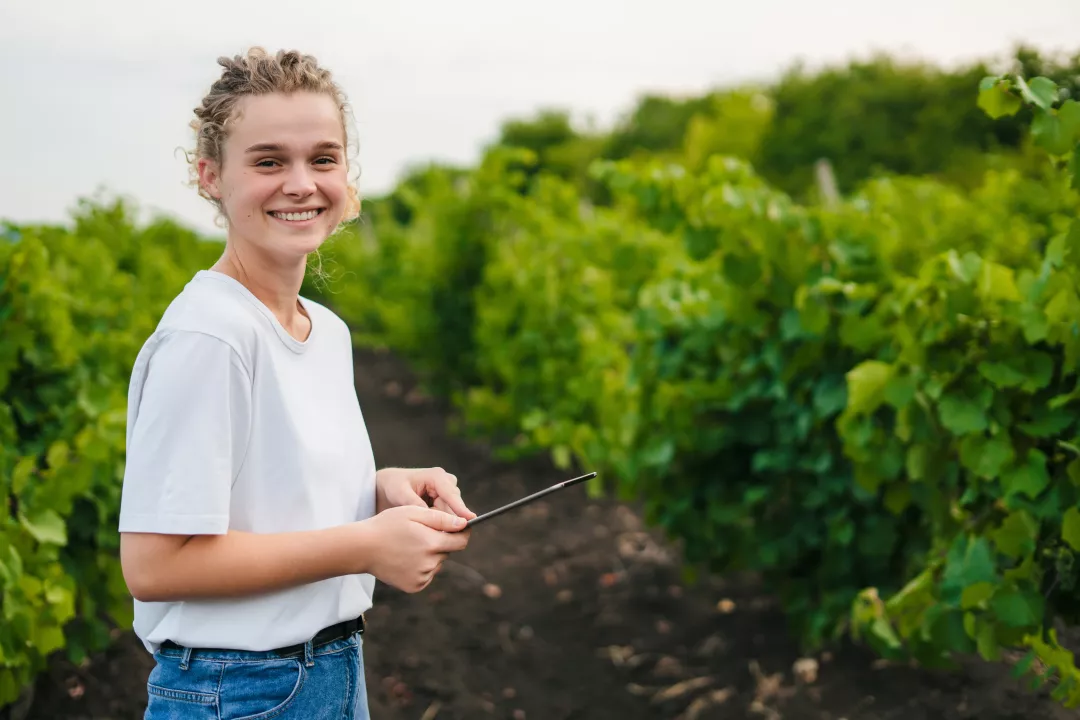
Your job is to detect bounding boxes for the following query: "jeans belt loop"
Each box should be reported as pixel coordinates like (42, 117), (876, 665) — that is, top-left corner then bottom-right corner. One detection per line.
(179, 645), (193, 671)
(303, 638), (315, 668)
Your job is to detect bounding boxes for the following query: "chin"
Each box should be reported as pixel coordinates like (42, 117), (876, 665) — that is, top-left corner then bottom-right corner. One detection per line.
(265, 220), (337, 256)
(284, 233), (331, 259)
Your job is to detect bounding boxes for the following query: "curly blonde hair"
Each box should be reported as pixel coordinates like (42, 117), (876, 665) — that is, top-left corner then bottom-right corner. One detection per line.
(185, 47), (361, 229)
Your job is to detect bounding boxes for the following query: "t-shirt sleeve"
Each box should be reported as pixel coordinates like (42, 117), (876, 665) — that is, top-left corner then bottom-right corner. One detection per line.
(118, 330), (252, 535)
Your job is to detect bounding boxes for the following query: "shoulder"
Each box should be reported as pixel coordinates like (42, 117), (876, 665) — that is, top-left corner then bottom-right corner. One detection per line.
(147, 271), (269, 370)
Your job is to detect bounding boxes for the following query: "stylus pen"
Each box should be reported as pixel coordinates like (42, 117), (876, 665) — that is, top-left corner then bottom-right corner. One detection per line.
(465, 472), (597, 527)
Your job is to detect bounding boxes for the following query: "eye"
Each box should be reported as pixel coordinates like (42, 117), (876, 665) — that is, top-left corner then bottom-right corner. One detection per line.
(313, 156), (337, 165)
(255, 159), (280, 168)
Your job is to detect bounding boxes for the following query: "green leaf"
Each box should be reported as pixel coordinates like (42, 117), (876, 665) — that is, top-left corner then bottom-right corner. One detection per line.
(798, 300), (829, 335)
(942, 536), (997, 603)
(1002, 450), (1051, 500)
(992, 510), (1038, 558)
(1018, 406), (1074, 438)
(11, 456), (36, 496)
(45, 581), (75, 620)
(977, 361), (1026, 389)
(640, 438), (675, 469)
(1018, 76), (1058, 111)
(743, 486), (769, 506)
(34, 625), (66, 656)
(990, 588), (1044, 629)
(883, 374), (917, 409)
(18, 509), (67, 546)
(1062, 507), (1080, 551)
(831, 517), (855, 545)
(1020, 303), (1050, 343)
(552, 444), (571, 469)
(1059, 99), (1080, 147)
(1071, 147), (1080, 191)
(1018, 351), (1054, 392)
(938, 392), (989, 435)
(0, 670), (21, 709)
(721, 252), (762, 287)
(1011, 649), (1037, 679)
(868, 616), (903, 653)
(1046, 231), (1068, 268)
(1069, 459), (1080, 486)
(46, 440), (70, 470)
(1032, 107), (1075, 157)
(812, 376), (848, 417)
(883, 483), (911, 514)
(977, 81), (1022, 119)
(844, 360), (894, 416)
(0, 544), (17, 587)
(974, 350), (1053, 395)
(960, 432), (1015, 479)
(978, 261), (1020, 302)
(976, 617), (1001, 662)
(962, 581), (995, 609)
(1068, 219), (1080, 265)
(946, 250), (982, 284)
(1045, 285), (1080, 330)
(906, 444), (928, 481)
(929, 607), (976, 654)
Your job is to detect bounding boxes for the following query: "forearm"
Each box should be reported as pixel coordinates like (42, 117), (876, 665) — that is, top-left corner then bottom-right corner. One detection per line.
(120, 523), (373, 603)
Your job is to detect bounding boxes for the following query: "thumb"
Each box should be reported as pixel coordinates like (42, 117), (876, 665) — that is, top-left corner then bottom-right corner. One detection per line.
(412, 507), (468, 532)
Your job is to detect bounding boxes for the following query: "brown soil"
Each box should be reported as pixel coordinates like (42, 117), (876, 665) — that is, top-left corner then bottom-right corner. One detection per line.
(24, 347), (1076, 720)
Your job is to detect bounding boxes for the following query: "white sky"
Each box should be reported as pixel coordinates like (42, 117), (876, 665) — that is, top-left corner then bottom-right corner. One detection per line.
(1, 0), (1077, 235)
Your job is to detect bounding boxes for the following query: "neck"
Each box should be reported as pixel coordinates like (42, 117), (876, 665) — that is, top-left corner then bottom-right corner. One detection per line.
(211, 243), (311, 339)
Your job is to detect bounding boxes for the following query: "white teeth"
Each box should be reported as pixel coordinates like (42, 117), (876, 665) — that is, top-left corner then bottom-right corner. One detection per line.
(272, 210), (319, 221)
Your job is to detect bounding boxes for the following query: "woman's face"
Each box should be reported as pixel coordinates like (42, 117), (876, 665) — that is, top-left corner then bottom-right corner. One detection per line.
(198, 91), (349, 264)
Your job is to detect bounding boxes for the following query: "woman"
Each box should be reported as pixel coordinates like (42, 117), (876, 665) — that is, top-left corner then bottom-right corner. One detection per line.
(117, 47), (474, 719)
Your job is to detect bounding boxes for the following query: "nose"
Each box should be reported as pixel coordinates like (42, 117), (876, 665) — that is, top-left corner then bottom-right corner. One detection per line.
(282, 164), (316, 197)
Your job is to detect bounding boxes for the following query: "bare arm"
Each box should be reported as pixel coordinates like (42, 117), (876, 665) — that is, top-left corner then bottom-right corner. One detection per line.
(120, 524), (366, 602)
(120, 507), (469, 602)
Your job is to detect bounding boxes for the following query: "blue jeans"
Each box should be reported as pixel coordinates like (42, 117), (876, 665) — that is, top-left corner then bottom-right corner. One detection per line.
(144, 631), (370, 719)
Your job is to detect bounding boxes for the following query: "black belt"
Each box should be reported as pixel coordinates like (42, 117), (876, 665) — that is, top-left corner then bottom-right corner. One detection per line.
(161, 615), (365, 657)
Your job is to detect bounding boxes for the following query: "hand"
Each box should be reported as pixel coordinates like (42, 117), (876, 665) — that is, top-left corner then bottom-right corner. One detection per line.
(356, 506), (471, 593)
(375, 466), (477, 521)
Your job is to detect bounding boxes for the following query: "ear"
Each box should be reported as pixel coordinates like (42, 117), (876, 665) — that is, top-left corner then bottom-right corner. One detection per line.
(197, 157), (223, 200)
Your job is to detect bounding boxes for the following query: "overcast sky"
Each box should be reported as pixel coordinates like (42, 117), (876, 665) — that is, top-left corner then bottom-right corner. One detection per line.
(2, 0), (1078, 235)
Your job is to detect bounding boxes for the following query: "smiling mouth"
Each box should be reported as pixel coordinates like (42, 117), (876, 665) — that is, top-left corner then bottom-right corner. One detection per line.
(268, 209), (325, 222)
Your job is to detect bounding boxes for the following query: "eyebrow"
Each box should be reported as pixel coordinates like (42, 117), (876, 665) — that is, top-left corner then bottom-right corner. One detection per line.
(244, 141), (344, 153)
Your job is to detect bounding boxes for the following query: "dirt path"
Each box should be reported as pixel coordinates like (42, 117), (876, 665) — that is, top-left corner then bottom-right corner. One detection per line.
(25, 347), (1073, 720)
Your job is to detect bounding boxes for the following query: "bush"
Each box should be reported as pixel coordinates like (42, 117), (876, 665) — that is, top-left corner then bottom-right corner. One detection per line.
(0, 199), (221, 706)
(312, 74), (1080, 707)
(841, 71), (1080, 703)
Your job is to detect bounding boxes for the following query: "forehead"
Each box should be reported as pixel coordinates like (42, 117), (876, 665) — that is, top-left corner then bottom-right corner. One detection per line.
(226, 91), (343, 147)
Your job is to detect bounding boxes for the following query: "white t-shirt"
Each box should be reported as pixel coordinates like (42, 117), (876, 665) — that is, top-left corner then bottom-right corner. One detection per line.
(118, 269), (378, 653)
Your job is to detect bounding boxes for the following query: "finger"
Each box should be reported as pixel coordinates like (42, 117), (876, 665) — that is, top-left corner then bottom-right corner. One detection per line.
(438, 528), (471, 553)
(392, 490), (429, 510)
(435, 482), (476, 520)
(412, 507), (468, 532)
(433, 497), (459, 517)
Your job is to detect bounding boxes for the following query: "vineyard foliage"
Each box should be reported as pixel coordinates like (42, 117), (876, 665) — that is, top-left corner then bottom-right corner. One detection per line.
(2, 48), (1080, 712)
(310, 73), (1080, 706)
(465, 47), (1080, 205)
(0, 202), (221, 705)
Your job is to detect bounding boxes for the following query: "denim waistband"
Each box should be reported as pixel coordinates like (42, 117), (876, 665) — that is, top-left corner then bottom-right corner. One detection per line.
(157, 616), (365, 669)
